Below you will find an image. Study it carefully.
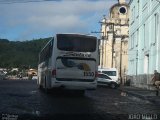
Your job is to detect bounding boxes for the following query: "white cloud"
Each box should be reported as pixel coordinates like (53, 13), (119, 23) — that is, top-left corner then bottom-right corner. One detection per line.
(0, 0), (117, 40)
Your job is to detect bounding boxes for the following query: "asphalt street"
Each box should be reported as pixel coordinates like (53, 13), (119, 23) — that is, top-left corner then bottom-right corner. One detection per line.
(0, 80), (159, 120)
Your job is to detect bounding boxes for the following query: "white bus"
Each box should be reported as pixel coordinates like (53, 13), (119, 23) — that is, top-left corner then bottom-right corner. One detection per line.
(37, 34), (98, 93)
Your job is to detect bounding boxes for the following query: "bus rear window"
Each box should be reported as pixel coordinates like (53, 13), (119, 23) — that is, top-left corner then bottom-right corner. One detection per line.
(57, 34), (96, 52)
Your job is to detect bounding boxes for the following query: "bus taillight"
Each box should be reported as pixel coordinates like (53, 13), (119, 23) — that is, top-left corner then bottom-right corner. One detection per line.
(52, 69), (56, 77)
(95, 71), (98, 77)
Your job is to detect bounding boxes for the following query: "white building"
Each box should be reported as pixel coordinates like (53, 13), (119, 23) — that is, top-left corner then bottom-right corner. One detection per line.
(128, 0), (160, 89)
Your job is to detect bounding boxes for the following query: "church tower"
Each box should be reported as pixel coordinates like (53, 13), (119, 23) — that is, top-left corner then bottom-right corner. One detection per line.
(100, 0), (129, 84)
(118, 0), (126, 4)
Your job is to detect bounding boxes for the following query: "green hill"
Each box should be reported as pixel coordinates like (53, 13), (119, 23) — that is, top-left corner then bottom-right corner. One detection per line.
(0, 38), (51, 68)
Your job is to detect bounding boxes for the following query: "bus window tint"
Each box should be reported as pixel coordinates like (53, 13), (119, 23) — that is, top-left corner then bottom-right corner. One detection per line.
(57, 34), (96, 52)
(102, 71), (116, 76)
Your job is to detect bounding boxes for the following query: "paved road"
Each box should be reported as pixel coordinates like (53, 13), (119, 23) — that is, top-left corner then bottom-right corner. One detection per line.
(0, 80), (159, 120)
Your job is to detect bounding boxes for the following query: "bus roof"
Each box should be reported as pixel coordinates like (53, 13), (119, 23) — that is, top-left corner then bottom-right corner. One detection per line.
(56, 33), (96, 38)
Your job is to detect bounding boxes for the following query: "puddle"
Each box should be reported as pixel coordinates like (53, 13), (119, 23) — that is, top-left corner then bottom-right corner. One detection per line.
(12, 105), (41, 116)
(129, 96), (151, 104)
(114, 101), (128, 106)
(8, 93), (31, 97)
(120, 92), (152, 104)
(119, 102), (128, 104)
(120, 92), (128, 96)
(11, 104), (33, 112)
(32, 110), (40, 116)
(114, 102), (118, 106)
(30, 90), (37, 94)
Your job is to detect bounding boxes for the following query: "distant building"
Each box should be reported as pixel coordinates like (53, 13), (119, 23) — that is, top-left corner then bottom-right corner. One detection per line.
(128, 0), (160, 89)
(0, 69), (5, 80)
(0, 68), (7, 74)
(11, 68), (19, 72)
(100, 0), (129, 84)
(28, 69), (37, 76)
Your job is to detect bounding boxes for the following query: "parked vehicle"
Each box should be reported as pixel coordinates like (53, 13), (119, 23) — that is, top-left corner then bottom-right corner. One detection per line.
(97, 73), (120, 89)
(98, 67), (119, 84)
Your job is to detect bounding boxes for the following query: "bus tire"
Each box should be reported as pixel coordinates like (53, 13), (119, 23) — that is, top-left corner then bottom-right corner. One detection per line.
(44, 77), (50, 93)
(38, 84), (42, 89)
(38, 80), (43, 90)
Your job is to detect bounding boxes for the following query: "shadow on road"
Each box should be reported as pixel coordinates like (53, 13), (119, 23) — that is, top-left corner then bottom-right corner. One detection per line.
(39, 88), (89, 98)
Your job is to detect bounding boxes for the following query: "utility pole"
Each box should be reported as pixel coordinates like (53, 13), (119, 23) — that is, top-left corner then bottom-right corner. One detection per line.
(91, 31), (104, 68)
(111, 23), (115, 68)
(100, 15), (107, 68)
(120, 35), (126, 84)
(99, 16), (115, 68)
(120, 37), (123, 84)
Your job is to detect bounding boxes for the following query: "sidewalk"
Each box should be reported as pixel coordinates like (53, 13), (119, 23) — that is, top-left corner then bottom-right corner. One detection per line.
(119, 86), (160, 106)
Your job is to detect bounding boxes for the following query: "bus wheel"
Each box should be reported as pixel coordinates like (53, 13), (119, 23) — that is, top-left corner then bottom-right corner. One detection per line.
(38, 84), (43, 89)
(44, 87), (49, 93)
(38, 80), (43, 90)
(44, 78), (50, 93)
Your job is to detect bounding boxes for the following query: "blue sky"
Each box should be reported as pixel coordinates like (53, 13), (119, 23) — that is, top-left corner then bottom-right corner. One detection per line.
(0, 0), (128, 41)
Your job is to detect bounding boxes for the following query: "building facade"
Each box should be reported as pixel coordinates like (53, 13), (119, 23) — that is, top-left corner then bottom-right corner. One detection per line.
(128, 0), (160, 89)
(100, 0), (129, 84)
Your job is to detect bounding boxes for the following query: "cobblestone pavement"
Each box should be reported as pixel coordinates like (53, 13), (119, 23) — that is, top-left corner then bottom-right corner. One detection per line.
(0, 80), (160, 120)
(119, 86), (160, 106)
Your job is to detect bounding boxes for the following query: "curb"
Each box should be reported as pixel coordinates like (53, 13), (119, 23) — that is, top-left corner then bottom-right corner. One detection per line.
(119, 88), (148, 100)
(147, 97), (160, 106)
(119, 88), (160, 106)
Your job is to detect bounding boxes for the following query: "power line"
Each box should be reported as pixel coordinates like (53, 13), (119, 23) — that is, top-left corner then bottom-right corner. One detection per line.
(0, 0), (58, 4)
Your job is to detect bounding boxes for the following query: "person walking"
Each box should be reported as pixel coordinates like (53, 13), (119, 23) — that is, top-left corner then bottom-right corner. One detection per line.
(151, 70), (160, 96)
(151, 70), (160, 89)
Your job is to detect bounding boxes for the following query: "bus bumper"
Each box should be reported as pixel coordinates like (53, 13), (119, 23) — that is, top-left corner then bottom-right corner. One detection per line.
(51, 80), (97, 90)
